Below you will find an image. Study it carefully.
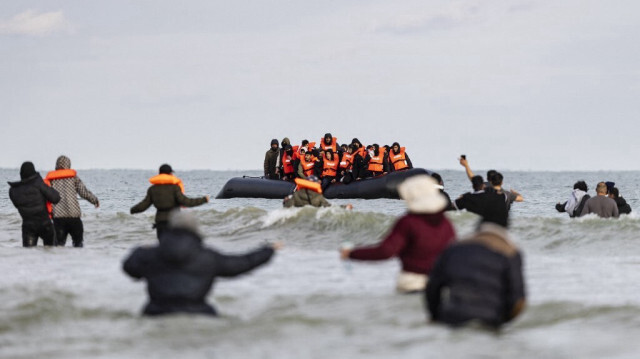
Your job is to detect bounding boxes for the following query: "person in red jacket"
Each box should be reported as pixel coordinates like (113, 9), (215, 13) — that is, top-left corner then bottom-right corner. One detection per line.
(340, 175), (455, 293)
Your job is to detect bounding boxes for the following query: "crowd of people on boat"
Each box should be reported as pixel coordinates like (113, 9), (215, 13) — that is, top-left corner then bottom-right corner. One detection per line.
(264, 133), (413, 192)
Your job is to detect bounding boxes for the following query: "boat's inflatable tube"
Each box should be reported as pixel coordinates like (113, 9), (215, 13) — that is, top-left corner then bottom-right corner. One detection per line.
(216, 168), (432, 199)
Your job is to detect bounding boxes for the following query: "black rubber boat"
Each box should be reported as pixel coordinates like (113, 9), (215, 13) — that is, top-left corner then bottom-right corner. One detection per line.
(215, 168), (432, 199)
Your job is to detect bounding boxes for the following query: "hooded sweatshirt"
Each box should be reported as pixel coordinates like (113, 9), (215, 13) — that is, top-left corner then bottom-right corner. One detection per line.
(123, 228), (275, 316)
(47, 156), (99, 218)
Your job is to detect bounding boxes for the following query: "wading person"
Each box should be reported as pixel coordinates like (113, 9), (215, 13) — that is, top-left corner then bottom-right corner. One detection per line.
(44, 155), (100, 247)
(340, 175), (455, 293)
(123, 210), (280, 316)
(426, 222), (526, 329)
(130, 164), (209, 239)
(580, 181), (619, 218)
(8, 161), (60, 247)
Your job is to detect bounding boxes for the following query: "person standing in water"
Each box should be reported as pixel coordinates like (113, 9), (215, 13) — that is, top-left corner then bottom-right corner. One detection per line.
(44, 155), (100, 247)
(123, 210), (280, 316)
(8, 161), (60, 247)
(340, 175), (455, 293)
(130, 164), (209, 239)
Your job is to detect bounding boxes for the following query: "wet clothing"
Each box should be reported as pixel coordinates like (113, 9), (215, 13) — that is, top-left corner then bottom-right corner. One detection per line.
(580, 195), (619, 218)
(9, 173), (61, 247)
(348, 212), (456, 275)
(264, 147), (279, 179)
(54, 218), (84, 247)
(426, 223), (526, 328)
(123, 228), (275, 316)
(130, 184), (208, 238)
(556, 189), (590, 218)
(614, 197), (632, 215)
(454, 190), (509, 227)
(47, 156), (99, 247)
(283, 189), (331, 208)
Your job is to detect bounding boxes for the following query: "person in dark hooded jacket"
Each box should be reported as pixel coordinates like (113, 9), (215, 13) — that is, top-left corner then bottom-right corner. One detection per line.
(8, 161), (61, 247)
(123, 210), (280, 316)
(609, 187), (632, 215)
(264, 139), (279, 179)
(45, 155), (100, 247)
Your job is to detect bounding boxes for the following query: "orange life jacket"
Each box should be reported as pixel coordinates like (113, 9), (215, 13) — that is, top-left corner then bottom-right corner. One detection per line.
(355, 147), (366, 159)
(322, 155), (339, 177)
(299, 156), (317, 177)
(292, 145), (300, 161)
(307, 142), (317, 152)
(339, 152), (354, 170)
(44, 169), (77, 217)
(294, 178), (322, 194)
(149, 174), (185, 193)
(283, 153), (295, 174)
(368, 154), (384, 173)
(320, 137), (337, 152)
(389, 147), (409, 171)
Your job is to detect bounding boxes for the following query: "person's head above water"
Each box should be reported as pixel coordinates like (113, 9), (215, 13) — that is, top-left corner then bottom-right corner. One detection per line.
(20, 161), (37, 180)
(159, 164), (173, 174)
(490, 172), (504, 187)
(573, 181), (588, 192)
(471, 175), (484, 192)
(486, 170), (498, 184)
(398, 175), (447, 214)
(596, 182), (608, 195)
(168, 210), (203, 238)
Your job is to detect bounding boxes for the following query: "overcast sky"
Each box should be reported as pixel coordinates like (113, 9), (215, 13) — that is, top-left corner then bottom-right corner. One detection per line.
(1, 1), (639, 172)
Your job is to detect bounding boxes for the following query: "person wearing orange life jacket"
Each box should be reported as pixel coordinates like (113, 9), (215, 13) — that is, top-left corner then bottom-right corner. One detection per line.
(363, 144), (389, 178)
(131, 164), (209, 240)
(350, 138), (367, 180)
(388, 142), (413, 172)
(45, 155), (100, 247)
(320, 150), (339, 192)
(280, 145), (296, 182)
(276, 137), (291, 180)
(320, 133), (338, 153)
(338, 144), (355, 184)
(8, 161), (60, 247)
(297, 151), (318, 179)
(283, 175), (353, 209)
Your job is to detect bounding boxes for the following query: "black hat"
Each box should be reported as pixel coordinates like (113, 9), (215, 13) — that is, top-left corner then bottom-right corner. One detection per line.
(270, 139), (279, 146)
(324, 133), (332, 139)
(20, 161), (36, 180)
(159, 164), (173, 174)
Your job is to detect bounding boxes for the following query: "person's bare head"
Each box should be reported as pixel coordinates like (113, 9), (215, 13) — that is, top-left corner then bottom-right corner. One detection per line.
(596, 182), (607, 195)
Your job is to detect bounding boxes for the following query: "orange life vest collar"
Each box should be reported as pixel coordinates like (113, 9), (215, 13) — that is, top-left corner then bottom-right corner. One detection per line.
(320, 137), (338, 152)
(150, 174), (185, 193)
(390, 147), (408, 170)
(45, 169), (77, 181)
(294, 178), (322, 194)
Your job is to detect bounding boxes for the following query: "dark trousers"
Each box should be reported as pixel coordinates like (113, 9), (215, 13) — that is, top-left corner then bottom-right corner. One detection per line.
(54, 217), (84, 247)
(321, 176), (335, 192)
(154, 221), (169, 240)
(22, 218), (56, 247)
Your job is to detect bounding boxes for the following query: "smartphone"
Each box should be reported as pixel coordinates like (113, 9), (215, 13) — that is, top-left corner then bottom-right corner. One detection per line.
(461, 154), (466, 160)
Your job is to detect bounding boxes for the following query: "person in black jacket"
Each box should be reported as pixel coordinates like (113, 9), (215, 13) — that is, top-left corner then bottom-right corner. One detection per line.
(8, 161), (61, 247)
(123, 210), (281, 316)
(609, 187), (632, 215)
(426, 222), (526, 329)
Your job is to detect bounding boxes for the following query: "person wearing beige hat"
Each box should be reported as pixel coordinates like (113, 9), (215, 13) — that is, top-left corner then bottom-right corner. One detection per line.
(340, 175), (456, 293)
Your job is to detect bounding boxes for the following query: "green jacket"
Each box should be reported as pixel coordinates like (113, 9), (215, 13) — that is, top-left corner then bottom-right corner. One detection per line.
(283, 189), (331, 208)
(130, 184), (207, 223)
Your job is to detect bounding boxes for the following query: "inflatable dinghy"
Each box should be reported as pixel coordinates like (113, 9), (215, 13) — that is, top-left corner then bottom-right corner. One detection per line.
(216, 168), (432, 199)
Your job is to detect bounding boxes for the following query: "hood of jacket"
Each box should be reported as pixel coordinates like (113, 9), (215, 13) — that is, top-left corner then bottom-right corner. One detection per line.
(281, 137), (291, 147)
(158, 228), (204, 264)
(55, 155), (71, 170)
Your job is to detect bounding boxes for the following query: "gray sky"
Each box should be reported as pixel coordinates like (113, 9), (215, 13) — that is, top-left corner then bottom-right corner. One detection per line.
(2, 1), (639, 172)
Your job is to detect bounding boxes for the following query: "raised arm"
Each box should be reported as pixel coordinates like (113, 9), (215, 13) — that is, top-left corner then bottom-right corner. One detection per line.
(459, 158), (475, 181)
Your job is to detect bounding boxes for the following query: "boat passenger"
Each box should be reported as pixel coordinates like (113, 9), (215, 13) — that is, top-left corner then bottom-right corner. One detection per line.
(320, 133), (338, 153)
(123, 210), (280, 316)
(426, 222), (526, 328)
(320, 150), (339, 192)
(264, 139), (279, 180)
(8, 161), (61, 247)
(363, 144), (389, 178)
(609, 187), (632, 215)
(297, 151), (318, 179)
(580, 182), (619, 218)
(388, 142), (413, 172)
(276, 137), (291, 180)
(280, 145), (296, 182)
(45, 155), (100, 247)
(130, 164), (209, 239)
(340, 175), (455, 293)
(338, 144), (356, 184)
(555, 180), (590, 218)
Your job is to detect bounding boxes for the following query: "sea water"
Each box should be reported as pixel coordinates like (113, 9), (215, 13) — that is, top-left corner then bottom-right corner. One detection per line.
(1, 168), (640, 359)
